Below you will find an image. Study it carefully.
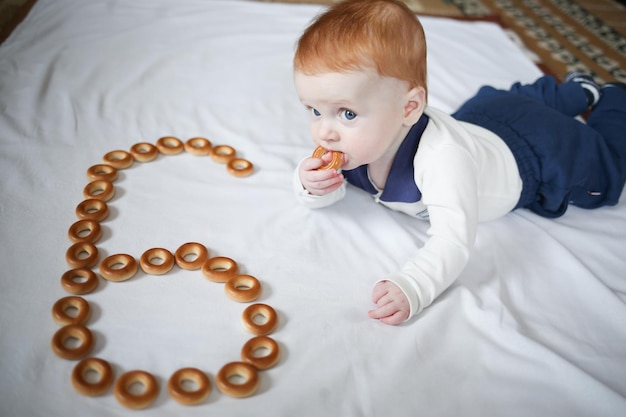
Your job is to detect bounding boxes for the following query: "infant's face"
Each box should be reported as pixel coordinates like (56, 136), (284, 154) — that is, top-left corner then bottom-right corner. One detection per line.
(294, 67), (415, 170)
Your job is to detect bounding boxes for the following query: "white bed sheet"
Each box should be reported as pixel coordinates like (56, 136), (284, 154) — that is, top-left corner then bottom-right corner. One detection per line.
(1, 1), (625, 416)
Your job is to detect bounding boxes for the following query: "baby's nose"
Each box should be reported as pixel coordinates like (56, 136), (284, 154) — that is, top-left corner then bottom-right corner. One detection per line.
(316, 121), (339, 143)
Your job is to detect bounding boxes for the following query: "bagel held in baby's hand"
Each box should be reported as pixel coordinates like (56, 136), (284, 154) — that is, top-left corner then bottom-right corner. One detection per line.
(298, 146), (344, 196)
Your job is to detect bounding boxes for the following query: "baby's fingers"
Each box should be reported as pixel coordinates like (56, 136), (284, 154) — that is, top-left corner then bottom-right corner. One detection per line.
(299, 156), (325, 171)
(368, 303), (397, 320)
(369, 281), (409, 325)
(368, 304), (407, 325)
(371, 281), (390, 303)
(304, 174), (343, 194)
(379, 311), (408, 325)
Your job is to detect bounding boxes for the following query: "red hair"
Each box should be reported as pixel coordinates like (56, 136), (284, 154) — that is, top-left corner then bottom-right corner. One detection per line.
(294, 0), (427, 96)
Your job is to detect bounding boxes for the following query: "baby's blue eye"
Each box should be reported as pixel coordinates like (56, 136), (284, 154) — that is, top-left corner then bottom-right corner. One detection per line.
(341, 109), (357, 120)
(311, 108), (321, 117)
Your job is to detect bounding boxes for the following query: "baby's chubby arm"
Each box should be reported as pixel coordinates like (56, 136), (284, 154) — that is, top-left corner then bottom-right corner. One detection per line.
(298, 154), (344, 196)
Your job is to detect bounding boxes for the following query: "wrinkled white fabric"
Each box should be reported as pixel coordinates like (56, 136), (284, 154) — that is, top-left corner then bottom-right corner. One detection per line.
(1, 1), (625, 416)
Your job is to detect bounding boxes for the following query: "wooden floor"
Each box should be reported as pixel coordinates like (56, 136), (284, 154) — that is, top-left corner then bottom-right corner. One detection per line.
(0, 0), (36, 44)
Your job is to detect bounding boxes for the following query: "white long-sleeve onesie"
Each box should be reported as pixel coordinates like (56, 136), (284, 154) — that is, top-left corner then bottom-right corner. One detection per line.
(294, 107), (523, 319)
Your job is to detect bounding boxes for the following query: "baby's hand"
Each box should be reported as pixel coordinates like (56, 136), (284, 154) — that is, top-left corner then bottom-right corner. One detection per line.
(298, 156), (344, 196)
(368, 280), (410, 325)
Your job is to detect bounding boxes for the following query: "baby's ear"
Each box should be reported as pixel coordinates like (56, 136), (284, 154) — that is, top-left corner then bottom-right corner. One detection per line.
(403, 86), (426, 126)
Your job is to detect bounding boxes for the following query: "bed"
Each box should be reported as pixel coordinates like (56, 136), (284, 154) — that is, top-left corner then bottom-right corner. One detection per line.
(1, 0), (625, 416)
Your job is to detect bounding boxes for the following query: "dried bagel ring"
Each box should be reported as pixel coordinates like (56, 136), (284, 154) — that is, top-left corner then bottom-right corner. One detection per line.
(66, 242), (99, 269)
(52, 296), (91, 326)
(174, 242), (209, 270)
(50, 324), (94, 360)
(225, 274), (262, 302)
(201, 256), (239, 282)
(83, 179), (115, 202)
(167, 367), (212, 405)
(241, 336), (280, 370)
(103, 150), (134, 169)
(114, 370), (159, 409)
(130, 142), (159, 162)
(156, 136), (184, 155)
(86, 164), (118, 182)
(140, 247), (175, 275)
(99, 253), (138, 282)
(210, 145), (236, 163)
(61, 268), (99, 295)
(184, 137), (212, 156)
(215, 362), (259, 398)
(241, 303), (278, 336)
(68, 219), (102, 244)
(72, 357), (114, 396)
(226, 158), (254, 177)
(312, 145), (343, 170)
(75, 199), (109, 222)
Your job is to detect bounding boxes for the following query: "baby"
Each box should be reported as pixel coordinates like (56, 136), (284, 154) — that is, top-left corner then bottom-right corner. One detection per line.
(292, 0), (626, 325)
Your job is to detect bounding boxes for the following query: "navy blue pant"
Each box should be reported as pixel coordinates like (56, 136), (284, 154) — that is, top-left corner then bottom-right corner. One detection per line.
(452, 76), (626, 218)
